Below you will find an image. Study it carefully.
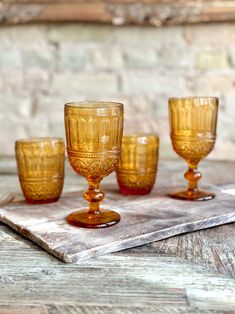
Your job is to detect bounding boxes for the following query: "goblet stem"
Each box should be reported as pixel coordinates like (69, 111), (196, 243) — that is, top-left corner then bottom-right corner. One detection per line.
(184, 163), (201, 195)
(84, 180), (104, 215)
(67, 179), (120, 228)
(169, 162), (214, 201)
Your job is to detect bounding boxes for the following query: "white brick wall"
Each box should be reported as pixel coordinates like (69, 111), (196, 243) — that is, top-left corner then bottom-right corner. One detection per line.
(0, 23), (235, 160)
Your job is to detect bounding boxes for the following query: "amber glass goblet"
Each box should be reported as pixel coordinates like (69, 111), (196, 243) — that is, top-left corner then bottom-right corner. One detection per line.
(169, 97), (218, 201)
(64, 101), (124, 228)
(15, 138), (65, 204)
(116, 134), (159, 195)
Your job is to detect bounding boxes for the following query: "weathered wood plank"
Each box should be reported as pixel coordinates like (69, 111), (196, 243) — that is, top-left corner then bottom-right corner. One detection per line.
(0, 191), (14, 206)
(0, 305), (48, 314)
(151, 223), (235, 277)
(1, 0), (235, 26)
(0, 242), (235, 311)
(0, 160), (235, 312)
(0, 182), (235, 263)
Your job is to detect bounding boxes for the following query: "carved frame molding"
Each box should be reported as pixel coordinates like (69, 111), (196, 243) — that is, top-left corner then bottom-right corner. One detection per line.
(1, 1), (235, 26)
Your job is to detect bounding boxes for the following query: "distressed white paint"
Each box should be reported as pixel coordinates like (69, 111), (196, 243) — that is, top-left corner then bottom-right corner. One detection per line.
(0, 160), (235, 312)
(0, 184), (235, 263)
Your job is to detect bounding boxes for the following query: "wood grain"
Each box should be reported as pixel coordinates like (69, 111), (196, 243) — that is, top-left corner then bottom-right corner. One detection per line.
(0, 182), (235, 263)
(0, 222), (235, 312)
(0, 160), (235, 312)
(1, 0), (235, 26)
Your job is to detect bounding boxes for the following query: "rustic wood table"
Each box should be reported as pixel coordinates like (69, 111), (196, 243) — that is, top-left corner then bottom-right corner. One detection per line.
(0, 159), (235, 314)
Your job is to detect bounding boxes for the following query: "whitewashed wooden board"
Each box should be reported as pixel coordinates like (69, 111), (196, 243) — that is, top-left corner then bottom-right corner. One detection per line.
(0, 184), (235, 263)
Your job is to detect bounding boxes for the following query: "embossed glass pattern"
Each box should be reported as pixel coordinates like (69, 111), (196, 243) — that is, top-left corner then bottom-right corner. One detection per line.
(116, 134), (159, 195)
(64, 101), (124, 228)
(15, 138), (65, 204)
(169, 97), (218, 201)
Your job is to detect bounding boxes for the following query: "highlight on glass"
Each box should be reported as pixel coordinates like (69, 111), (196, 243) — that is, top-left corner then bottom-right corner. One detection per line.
(116, 133), (159, 195)
(64, 101), (124, 228)
(15, 138), (65, 204)
(168, 97), (218, 201)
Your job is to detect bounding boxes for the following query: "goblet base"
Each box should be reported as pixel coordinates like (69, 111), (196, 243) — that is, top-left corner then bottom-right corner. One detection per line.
(169, 189), (215, 201)
(25, 197), (60, 204)
(119, 185), (152, 196)
(66, 209), (121, 228)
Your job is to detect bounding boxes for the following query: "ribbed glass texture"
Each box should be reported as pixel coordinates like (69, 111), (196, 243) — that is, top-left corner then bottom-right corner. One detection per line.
(15, 138), (65, 204)
(64, 101), (124, 228)
(168, 97), (218, 201)
(169, 97), (218, 163)
(116, 134), (159, 195)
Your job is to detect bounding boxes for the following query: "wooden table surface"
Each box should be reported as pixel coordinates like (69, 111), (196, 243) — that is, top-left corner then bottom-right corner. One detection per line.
(0, 159), (235, 314)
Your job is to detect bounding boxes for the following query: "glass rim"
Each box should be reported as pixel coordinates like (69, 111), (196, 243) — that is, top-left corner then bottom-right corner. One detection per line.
(15, 137), (64, 144)
(123, 132), (159, 139)
(169, 97), (219, 103)
(65, 101), (124, 109)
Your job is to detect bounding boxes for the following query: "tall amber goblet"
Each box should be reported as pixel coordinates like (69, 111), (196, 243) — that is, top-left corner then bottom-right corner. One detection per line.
(169, 97), (218, 201)
(64, 101), (124, 228)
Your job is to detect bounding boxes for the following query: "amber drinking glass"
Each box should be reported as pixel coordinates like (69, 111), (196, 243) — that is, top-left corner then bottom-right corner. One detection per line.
(15, 138), (65, 204)
(116, 134), (159, 195)
(64, 101), (124, 228)
(169, 97), (218, 201)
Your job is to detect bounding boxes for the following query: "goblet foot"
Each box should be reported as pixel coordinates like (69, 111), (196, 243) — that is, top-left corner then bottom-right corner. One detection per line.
(169, 189), (215, 201)
(66, 209), (120, 228)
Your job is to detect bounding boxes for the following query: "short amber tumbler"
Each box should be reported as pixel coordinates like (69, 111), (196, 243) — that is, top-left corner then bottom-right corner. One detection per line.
(15, 138), (65, 204)
(116, 134), (159, 195)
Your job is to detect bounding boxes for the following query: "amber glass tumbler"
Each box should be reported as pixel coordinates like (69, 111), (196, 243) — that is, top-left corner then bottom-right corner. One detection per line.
(64, 101), (124, 228)
(116, 134), (159, 195)
(15, 138), (65, 204)
(169, 97), (218, 201)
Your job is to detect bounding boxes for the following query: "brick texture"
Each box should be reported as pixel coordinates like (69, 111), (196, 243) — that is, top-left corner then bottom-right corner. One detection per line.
(0, 23), (235, 160)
